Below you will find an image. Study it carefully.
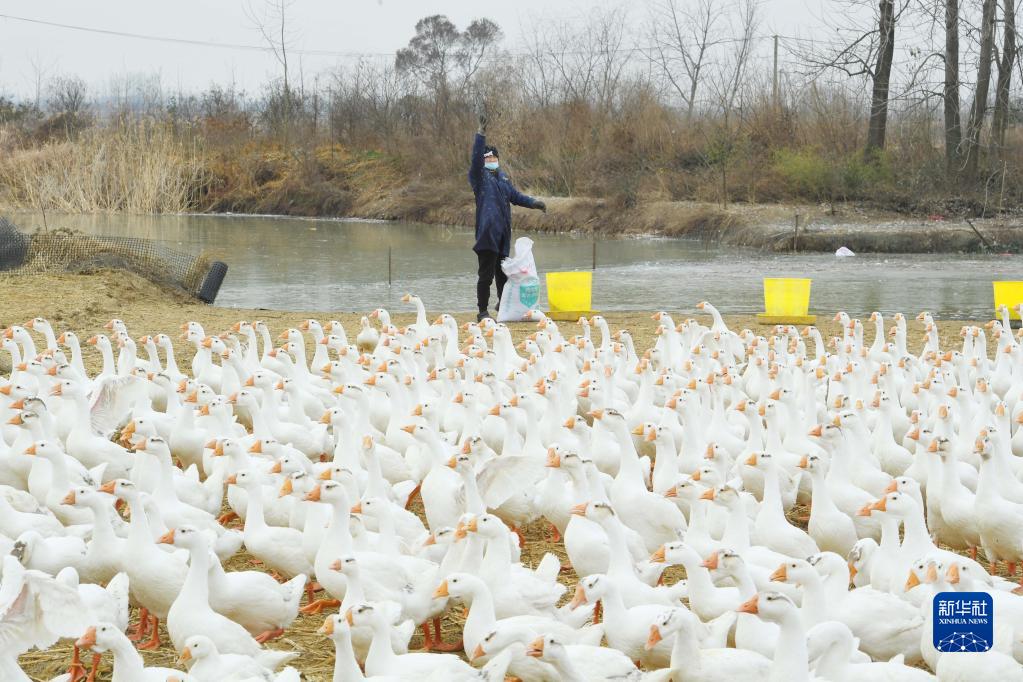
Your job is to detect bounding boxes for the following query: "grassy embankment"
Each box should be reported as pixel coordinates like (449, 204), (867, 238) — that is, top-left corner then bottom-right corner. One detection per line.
(2, 99), (1022, 253)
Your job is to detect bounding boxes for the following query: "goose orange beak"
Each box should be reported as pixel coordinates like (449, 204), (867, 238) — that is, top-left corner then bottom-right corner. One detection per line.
(568, 584), (586, 610)
(570, 502), (588, 516)
(433, 580), (449, 598)
(645, 624), (662, 650)
(526, 636), (544, 658)
(736, 595), (759, 614)
(545, 448), (560, 468)
(305, 484), (322, 501)
(99, 480), (117, 494)
(905, 570), (921, 591)
(157, 530), (175, 544)
(701, 551), (719, 570)
(471, 643), (486, 661)
(61, 490), (76, 505)
(650, 545), (666, 563)
(76, 626), (97, 649)
(770, 565), (787, 582)
(319, 616), (335, 635)
(947, 563), (961, 584)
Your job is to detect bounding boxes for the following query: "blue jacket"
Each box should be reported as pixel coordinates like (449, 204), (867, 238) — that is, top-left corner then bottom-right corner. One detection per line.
(468, 133), (540, 257)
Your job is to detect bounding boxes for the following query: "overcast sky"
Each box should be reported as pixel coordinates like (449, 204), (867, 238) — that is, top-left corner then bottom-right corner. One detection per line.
(0, 0), (836, 98)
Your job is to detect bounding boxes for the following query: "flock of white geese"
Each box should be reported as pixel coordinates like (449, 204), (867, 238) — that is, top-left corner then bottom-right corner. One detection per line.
(2, 297), (1023, 681)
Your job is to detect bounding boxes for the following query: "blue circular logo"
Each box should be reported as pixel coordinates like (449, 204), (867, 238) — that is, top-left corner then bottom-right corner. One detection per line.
(519, 277), (540, 308)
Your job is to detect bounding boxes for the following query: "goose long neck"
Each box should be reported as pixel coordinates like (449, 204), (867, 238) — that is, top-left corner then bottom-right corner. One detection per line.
(722, 501), (751, 551)
(898, 506), (933, 554)
(327, 501), (354, 554)
(366, 618), (398, 672)
(460, 469), (486, 515)
(669, 621), (701, 672)
(464, 580), (498, 635)
(773, 612), (809, 682)
(242, 484), (268, 532)
(87, 500), (117, 546)
(760, 462), (783, 513)
(481, 531), (512, 579)
(68, 338), (86, 375)
(730, 565), (757, 598)
(796, 573), (828, 624)
(598, 579), (627, 620)
(163, 343), (180, 376)
(41, 450), (70, 495)
(125, 495), (153, 546)
(182, 540), (211, 603)
(611, 424), (644, 488)
(109, 635), (148, 682)
(601, 518), (633, 577)
(332, 631), (364, 682)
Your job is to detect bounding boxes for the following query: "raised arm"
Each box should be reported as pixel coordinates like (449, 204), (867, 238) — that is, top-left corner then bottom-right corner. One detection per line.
(468, 130), (486, 194)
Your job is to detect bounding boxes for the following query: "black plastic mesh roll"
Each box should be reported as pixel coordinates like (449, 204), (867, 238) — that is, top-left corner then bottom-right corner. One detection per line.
(0, 217), (227, 303)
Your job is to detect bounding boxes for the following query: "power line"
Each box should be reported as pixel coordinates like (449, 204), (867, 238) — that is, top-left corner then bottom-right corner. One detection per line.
(0, 11), (946, 71)
(0, 11), (838, 61)
(0, 12), (393, 58)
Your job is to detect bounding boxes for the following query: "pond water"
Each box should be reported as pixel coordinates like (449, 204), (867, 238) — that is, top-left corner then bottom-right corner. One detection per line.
(12, 212), (1023, 318)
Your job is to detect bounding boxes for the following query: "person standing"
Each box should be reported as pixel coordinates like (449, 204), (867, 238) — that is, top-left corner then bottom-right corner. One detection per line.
(468, 112), (546, 322)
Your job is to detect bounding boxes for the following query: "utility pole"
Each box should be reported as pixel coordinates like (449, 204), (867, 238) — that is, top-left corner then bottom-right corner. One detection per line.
(773, 35), (780, 109)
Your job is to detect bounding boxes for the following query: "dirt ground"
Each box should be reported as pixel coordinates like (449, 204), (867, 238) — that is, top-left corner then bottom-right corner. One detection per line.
(2, 270), (1007, 681)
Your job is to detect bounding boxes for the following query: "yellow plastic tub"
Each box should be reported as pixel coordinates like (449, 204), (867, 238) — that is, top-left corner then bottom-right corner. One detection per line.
(993, 281), (1023, 319)
(756, 277), (816, 325)
(546, 271), (596, 321)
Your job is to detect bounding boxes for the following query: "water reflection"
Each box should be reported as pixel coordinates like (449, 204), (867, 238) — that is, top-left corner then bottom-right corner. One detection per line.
(11, 212), (1022, 317)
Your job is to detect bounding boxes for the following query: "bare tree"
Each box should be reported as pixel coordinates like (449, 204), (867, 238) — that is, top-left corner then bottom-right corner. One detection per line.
(991, 0), (1017, 158)
(457, 19), (503, 92)
(645, 0), (720, 120)
(797, 0), (911, 156)
(27, 53), (53, 112)
(866, 0), (897, 151)
(247, 0), (296, 94)
(706, 0), (760, 123)
(395, 14), (502, 132)
(944, 0), (963, 174)
(962, 0), (997, 178)
(532, 7), (631, 111)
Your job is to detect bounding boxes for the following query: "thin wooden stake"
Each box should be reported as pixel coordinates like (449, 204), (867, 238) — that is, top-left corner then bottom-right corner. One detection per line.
(387, 247), (392, 285)
(792, 213), (800, 253)
(592, 240), (597, 270)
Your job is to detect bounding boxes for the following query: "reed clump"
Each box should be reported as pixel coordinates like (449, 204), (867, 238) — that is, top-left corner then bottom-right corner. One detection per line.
(0, 122), (206, 214)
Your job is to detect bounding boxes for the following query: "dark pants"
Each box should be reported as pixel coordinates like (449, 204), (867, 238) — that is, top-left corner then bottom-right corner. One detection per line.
(476, 250), (507, 314)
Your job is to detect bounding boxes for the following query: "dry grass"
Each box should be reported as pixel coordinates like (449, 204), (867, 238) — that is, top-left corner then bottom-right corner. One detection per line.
(2, 270), (1012, 680)
(0, 123), (206, 214)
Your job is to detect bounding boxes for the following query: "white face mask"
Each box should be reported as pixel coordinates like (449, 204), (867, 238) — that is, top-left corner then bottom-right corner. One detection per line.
(484, 161), (499, 171)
